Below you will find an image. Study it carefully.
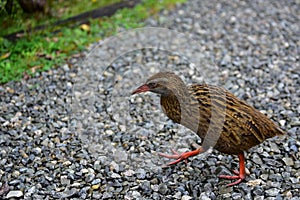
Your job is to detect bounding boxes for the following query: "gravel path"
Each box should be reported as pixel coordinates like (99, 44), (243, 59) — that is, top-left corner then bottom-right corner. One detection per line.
(1, 0), (299, 199)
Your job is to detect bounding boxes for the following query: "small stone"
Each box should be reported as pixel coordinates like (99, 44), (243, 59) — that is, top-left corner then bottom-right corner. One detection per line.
(78, 186), (89, 199)
(232, 192), (242, 200)
(268, 181), (281, 188)
(219, 185), (233, 194)
(265, 188), (280, 197)
(151, 184), (159, 192)
(123, 169), (135, 177)
(181, 195), (193, 200)
(105, 130), (114, 135)
(92, 184), (100, 190)
(19, 150), (28, 158)
(294, 161), (300, 169)
(247, 179), (262, 187)
(199, 193), (211, 200)
(253, 188), (264, 196)
(283, 157), (294, 166)
(60, 175), (70, 185)
(290, 145), (298, 153)
(110, 161), (119, 172)
(28, 185), (36, 193)
(80, 159), (87, 165)
(41, 138), (49, 146)
(290, 177), (299, 184)
(113, 149), (128, 162)
(62, 64), (70, 71)
(94, 160), (101, 171)
(32, 147), (42, 155)
(287, 126), (298, 135)
(220, 54), (231, 66)
(252, 154), (263, 165)
(25, 186), (36, 197)
(158, 183), (168, 195)
(284, 190), (293, 198)
(2, 121), (9, 127)
(269, 143), (280, 153)
(91, 179), (101, 185)
(62, 160), (72, 166)
(279, 120), (286, 127)
(34, 129), (43, 136)
(173, 191), (181, 199)
(132, 191), (141, 198)
(136, 168), (146, 179)
(119, 125), (126, 132)
(111, 172), (121, 178)
(6, 190), (23, 198)
(85, 173), (95, 182)
(19, 167), (28, 173)
(12, 170), (20, 177)
(260, 174), (269, 181)
(81, 168), (89, 173)
(61, 188), (78, 198)
(9, 179), (21, 185)
(67, 82), (72, 88)
(71, 182), (81, 187)
(102, 192), (112, 199)
(254, 196), (264, 200)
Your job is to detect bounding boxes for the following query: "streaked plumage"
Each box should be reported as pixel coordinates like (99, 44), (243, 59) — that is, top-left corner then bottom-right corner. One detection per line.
(131, 71), (285, 186)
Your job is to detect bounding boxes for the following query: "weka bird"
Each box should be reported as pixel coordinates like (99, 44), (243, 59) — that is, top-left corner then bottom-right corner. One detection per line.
(131, 71), (285, 186)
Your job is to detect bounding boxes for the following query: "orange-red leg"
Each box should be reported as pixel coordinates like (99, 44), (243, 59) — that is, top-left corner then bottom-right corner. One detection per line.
(158, 147), (204, 167)
(219, 152), (246, 187)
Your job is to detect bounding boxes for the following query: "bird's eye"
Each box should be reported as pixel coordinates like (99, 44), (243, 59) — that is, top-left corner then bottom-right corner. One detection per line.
(148, 82), (157, 88)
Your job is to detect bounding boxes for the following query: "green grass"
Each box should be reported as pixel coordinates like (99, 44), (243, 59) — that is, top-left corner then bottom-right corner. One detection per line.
(0, 0), (186, 84)
(0, 0), (122, 36)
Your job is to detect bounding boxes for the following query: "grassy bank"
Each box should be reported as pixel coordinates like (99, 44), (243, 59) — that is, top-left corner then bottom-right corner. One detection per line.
(0, 0), (185, 84)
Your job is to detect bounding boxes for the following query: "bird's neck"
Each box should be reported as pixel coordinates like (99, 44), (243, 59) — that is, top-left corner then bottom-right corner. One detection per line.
(160, 92), (182, 123)
(160, 87), (191, 124)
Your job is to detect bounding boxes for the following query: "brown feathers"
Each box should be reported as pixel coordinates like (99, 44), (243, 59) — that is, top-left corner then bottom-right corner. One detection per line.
(132, 72), (285, 155)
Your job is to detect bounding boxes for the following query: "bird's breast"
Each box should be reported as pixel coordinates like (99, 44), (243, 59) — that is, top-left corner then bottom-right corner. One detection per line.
(160, 94), (210, 137)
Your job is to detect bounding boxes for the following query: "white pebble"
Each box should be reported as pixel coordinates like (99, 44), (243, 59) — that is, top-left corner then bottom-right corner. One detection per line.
(6, 190), (23, 198)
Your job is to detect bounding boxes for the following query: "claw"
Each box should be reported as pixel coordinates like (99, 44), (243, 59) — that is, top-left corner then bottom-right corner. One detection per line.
(219, 153), (246, 187)
(158, 147), (203, 167)
(158, 149), (180, 159)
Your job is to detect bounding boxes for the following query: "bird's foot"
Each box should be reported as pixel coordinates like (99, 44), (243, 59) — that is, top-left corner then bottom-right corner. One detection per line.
(158, 148), (201, 168)
(219, 170), (245, 187)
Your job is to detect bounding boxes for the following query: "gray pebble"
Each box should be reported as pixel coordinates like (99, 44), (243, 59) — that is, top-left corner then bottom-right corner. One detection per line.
(5, 190), (23, 198)
(265, 188), (280, 197)
(158, 183), (168, 195)
(283, 157), (294, 166)
(60, 175), (70, 186)
(91, 178), (101, 185)
(136, 168), (146, 179)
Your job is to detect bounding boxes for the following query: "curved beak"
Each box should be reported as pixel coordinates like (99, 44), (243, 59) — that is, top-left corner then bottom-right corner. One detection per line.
(131, 84), (150, 95)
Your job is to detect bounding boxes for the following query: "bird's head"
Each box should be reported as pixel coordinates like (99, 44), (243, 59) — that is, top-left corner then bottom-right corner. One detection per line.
(131, 72), (186, 96)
